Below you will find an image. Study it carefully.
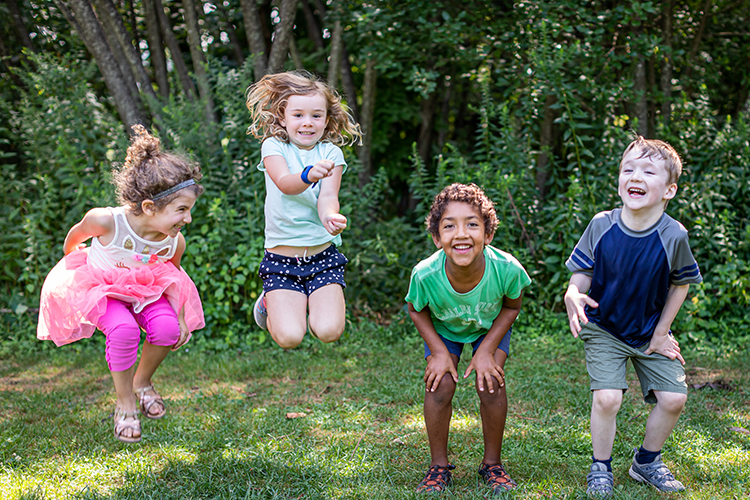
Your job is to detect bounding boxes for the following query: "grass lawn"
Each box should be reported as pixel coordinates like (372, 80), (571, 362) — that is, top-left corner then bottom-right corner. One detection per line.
(1, 315), (748, 499)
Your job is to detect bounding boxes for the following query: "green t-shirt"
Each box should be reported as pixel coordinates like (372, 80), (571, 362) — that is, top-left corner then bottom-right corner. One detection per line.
(405, 245), (531, 343)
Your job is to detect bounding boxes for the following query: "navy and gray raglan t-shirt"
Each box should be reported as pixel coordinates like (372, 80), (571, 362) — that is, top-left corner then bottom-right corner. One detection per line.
(565, 208), (702, 348)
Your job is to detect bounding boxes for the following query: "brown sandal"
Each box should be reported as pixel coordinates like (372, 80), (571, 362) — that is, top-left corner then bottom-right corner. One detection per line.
(134, 382), (166, 419)
(113, 408), (142, 443)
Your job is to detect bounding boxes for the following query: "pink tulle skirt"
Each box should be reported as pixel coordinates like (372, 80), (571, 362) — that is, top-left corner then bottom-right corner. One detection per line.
(37, 249), (205, 346)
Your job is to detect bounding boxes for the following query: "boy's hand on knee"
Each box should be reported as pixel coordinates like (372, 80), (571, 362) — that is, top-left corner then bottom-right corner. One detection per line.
(465, 351), (505, 393)
(645, 331), (685, 365)
(424, 353), (457, 392)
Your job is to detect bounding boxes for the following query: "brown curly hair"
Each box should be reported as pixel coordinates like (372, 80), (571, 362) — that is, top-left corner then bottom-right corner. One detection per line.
(113, 125), (204, 215)
(426, 183), (498, 238)
(246, 71), (362, 147)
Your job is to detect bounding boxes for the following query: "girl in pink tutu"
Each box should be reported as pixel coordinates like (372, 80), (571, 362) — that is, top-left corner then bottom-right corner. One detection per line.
(37, 125), (205, 443)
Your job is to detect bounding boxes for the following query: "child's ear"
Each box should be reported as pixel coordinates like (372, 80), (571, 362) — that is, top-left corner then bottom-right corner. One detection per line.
(485, 231), (495, 246)
(141, 200), (156, 216)
(431, 233), (442, 249)
(664, 183), (678, 201)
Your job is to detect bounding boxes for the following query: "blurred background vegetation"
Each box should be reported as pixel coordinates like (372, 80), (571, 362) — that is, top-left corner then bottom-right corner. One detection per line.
(1, 0), (749, 351)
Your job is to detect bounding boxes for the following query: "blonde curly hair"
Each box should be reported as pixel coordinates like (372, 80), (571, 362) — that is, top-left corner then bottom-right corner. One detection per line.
(246, 71), (362, 147)
(113, 125), (204, 215)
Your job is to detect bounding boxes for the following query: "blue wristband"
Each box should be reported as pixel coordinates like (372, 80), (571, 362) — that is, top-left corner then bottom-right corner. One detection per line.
(301, 165), (314, 185)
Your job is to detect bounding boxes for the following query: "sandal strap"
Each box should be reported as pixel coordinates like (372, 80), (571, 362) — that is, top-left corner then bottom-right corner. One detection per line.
(479, 463), (517, 490)
(135, 382), (165, 417)
(416, 464), (455, 492)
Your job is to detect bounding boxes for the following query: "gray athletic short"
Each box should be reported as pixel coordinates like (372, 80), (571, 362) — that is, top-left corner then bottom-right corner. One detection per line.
(579, 322), (687, 404)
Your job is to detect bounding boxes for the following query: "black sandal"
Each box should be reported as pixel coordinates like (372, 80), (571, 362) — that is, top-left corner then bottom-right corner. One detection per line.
(478, 462), (517, 492)
(416, 464), (456, 493)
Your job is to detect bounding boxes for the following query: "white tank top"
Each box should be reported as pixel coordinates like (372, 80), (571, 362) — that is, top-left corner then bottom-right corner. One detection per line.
(87, 207), (178, 270)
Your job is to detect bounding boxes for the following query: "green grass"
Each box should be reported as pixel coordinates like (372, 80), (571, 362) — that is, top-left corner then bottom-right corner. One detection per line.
(1, 316), (748, 499)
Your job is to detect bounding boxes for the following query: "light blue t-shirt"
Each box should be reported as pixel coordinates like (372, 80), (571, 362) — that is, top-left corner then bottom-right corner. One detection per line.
(258, 137), (347, 248)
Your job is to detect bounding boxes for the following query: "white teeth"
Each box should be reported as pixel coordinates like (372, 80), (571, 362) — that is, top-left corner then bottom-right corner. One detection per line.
(454, 245), (471, 250)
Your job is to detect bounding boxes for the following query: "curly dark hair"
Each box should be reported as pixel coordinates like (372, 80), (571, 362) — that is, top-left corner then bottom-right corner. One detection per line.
(426, 183), (498, 237)
(113, 125), (204, 215)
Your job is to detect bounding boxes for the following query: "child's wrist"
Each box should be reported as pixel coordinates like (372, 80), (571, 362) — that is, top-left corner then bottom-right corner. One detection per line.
(301, 165), (314, 184)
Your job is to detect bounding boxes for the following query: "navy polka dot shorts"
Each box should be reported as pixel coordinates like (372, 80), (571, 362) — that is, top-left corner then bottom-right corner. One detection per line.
(258, 244), (348, 296)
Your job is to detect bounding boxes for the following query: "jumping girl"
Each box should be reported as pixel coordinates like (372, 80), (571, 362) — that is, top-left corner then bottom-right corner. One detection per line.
(37, 125), (205, 443)
(246, 71), (362, 349)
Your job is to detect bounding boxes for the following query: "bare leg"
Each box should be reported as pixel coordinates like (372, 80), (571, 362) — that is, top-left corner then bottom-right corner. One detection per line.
(591, 389), (623, 460)
(478, 349), (508, 464)
(642, 391), (686, 451)
(111, 364), (139, 440)
(424, 354), (460, 466)
(307, 284), (346, 343)
(266, 289), (308, 348)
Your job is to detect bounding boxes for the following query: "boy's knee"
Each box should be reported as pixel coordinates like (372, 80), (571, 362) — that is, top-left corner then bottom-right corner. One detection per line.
(476, 382), (506, 403)
(657, 391), (687, 414)
(592, 390), (623, 413)
(427, 375), (457, 406)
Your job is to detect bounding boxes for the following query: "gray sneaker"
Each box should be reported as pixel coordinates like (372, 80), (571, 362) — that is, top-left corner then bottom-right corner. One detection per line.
(586, 462), (613, 498)
(629, 449), (685, 492)
(253, 291), (267, 330)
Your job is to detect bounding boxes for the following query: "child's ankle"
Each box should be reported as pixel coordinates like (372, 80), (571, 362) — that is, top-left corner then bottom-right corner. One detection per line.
(592, 456), (612, 472)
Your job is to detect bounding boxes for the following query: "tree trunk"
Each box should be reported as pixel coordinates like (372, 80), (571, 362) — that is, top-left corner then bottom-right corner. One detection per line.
(153, 0), (196, 99)
(52, 0), (80, 32)
(66, 0), (146, 129)
(266, 0), (298, 74)
(647, 54), (656, 138)
(632, 22), (648, 137)
(660, 0), (673, 126)
(125, 0), (140, 50)
(240, 0), (268, 80)
(183, 0), (217, 124)
(327, 20), (342, 88)
(536, 93), (557, 200)
(288, 34), (303, 69)
(417, 91), (437, 168)
(301, 0), (324, 51)
(90, 0), (155, 104)
(4, 0), (35, 52)
(340, 43), (358, 122)
(684, 0), (713, 83)
(357, 58), (376, 187)
(142, 0), (170, 98)
(217, 1), (245, 65)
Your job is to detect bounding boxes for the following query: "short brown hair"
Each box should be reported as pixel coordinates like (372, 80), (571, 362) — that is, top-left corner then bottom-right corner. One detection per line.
(246, 71), (362, 147)
(426, 183), (498, 237)
(113, 125), (204, 215)
(621, 136), (682, 185)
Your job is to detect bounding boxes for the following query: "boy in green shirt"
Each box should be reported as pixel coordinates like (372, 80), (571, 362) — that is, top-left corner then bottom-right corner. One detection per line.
(406, 183), (531, 495)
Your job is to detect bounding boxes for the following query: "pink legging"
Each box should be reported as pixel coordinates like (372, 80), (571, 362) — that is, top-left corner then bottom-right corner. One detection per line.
(97, 296), (180, 372)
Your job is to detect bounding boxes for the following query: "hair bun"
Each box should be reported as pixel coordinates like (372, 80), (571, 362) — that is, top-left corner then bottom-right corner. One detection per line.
(125, 124), (161, 170)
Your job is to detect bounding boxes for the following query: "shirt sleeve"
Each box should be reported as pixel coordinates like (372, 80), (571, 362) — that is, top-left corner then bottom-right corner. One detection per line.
(324, 143), (347, 172)
(565, 216), (601, 276)
(258, 138), (286, 171)
(502, 261), (532, 300)
(668, 230), (703, 285)
(405, 267), (428, 311)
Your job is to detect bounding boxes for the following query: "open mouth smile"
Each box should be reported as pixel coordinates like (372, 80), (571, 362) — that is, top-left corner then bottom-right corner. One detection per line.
(628, 187), (646, 196)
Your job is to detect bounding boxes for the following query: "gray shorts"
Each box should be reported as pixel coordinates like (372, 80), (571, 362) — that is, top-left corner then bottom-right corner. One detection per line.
(580, 322), (687, 404)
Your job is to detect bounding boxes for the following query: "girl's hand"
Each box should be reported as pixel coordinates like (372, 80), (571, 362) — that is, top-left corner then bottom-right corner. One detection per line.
(172, 314), (191, 350)
(323, 213), (347, 236)
(465, 350), (505, 393)
(308, 159), (335, 184)
(424, 352), (458, 392)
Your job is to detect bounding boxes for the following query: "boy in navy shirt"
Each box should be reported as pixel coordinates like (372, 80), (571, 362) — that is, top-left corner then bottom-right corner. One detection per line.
(565, 137), (701, 497)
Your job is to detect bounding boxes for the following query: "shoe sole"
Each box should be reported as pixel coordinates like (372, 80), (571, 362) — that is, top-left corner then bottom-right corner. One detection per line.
(253, 293), (267, 329)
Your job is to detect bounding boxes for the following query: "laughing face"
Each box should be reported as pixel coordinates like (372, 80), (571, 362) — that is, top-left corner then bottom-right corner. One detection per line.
(155, 190), (197, 238)
(618, 147), (677, 220)
(281, 92), (328, 150)
(432, 201), (493, 271)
